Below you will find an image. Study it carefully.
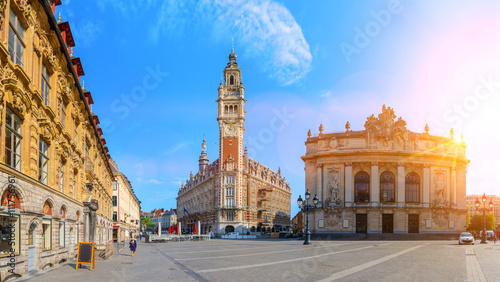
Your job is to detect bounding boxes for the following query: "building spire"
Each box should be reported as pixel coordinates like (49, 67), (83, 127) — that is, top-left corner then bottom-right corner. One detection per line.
(232, 37), (234, 53)
(58, 12), (61, 23)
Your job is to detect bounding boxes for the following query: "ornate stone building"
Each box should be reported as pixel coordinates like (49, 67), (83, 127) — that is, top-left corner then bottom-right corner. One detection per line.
(302, 105), (468, 235)
(109, 158), (140, 242)
(177, 49), (291, 235)
(0, 0), (115, 279)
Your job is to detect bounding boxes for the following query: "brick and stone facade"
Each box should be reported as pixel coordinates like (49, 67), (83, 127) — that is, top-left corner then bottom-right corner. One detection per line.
(302, 105), (469, 235)
(0, 0), (115, 279)
(176, 49), (292, 235)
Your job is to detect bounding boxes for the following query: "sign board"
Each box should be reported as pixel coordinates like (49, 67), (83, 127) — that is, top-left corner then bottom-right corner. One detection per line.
(76, 242), (95, 270)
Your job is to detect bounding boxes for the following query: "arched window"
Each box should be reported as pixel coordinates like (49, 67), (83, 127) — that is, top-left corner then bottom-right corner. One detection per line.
(224, 105), (228, 114)
(234, 105), (238, 114)
(230, 75), (234, 85)
(405, 173), (420, 203)
(355, 171), (370, 203)
(380, 171), (395, 203)
(229, 105), (233, 113)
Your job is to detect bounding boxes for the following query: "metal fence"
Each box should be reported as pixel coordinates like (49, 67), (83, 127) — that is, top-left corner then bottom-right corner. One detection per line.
(149, 234), (211, 243)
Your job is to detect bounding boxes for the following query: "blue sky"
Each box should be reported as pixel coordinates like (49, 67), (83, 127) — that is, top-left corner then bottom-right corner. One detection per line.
(56, 0), (500, 216)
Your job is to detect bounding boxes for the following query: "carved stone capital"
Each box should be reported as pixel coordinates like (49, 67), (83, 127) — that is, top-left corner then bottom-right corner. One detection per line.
(345, 162), (352, 167)
(371, 162), (378, 166)
(316, 162), (322, 168)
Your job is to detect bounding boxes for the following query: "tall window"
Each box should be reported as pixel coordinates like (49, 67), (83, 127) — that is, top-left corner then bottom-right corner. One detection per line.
(41, 218), (51, 251)
(226, 187), (234, 196)
(113, 211), (117, 221)
(225, 198), (234, 208)
(74, 122), (78, 144)
(59, 221), (65, 247)
(354, 171), (370, 203)
(0, 213), (20, 255)
(8, 9), (25, 67)
(5, 108), (22, 170)
(59, 162), (65, 192)
(41, 63), (51, 106)
(227, 211), (234, 221)
(61, 100), (67, 129)
(380, 171), (395, 203)
(405, 173), (420, 203)
(225, 175), (235, 184)
(230, 75), (234, 85)
(113, 180), (117, 190)
(113, 196), (117, 207)
(39, 139), (49, 185)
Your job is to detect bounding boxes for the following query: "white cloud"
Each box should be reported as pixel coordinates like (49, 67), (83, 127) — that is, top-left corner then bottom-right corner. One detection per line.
(150, 0), (312, 85)
(163, 142), (189, 155)
(320, 90), (332, 98)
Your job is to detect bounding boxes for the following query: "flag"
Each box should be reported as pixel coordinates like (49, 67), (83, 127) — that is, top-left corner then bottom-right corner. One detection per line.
(184, 207), (189, 215)
(193, 222), (197, 234)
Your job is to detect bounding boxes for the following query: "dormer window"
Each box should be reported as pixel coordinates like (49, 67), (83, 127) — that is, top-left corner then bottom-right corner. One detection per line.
(230, 75), (234, 85)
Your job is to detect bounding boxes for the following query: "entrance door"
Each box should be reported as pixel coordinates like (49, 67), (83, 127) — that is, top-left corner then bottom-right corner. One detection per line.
(225, 225), (235, 234)
(28, 225), (35, 272)
(382, 214), (394, 233)
(356, 214), (367, 234)
(408, 214), (419, 233)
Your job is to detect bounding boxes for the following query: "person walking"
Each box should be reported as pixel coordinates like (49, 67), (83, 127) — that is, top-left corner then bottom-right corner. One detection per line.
(129, 236), (137, 257)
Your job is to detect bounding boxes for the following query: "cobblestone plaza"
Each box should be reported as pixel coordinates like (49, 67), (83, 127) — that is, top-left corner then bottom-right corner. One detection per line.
(22, 239), (500, 281)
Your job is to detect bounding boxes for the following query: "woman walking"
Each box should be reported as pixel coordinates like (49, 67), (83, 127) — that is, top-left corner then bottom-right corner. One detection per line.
(129, 236), (137, 257)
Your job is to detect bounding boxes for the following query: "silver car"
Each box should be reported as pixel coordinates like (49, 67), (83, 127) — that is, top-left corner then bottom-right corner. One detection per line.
(459, 232), (475, 245)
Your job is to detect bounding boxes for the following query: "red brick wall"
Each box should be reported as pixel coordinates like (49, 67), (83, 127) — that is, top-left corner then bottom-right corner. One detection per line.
(222, 137), (240, 169)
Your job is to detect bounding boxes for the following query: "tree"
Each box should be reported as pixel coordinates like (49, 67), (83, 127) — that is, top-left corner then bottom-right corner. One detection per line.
(140, 217), (155, 231)
(468, 213), (495, 231)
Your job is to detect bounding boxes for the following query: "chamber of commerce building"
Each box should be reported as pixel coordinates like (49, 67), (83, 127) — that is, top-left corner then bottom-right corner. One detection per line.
(176, 49), (292, 235)
(0, 0), (120, 279)
(301, 105), (469, 235)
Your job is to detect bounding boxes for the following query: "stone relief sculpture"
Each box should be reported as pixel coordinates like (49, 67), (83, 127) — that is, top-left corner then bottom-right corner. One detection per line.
(364, 105), (409, 150)
(432, 170), (448, 208)
(325, 168), (342, 206)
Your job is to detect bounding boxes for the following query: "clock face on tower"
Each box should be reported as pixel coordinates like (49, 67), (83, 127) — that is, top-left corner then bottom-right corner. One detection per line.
(225, 124), (236, 135)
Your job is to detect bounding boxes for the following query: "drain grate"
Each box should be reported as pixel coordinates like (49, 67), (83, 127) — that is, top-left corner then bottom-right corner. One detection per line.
(121, 262), (133, 264)
(169, 268), (176, 270)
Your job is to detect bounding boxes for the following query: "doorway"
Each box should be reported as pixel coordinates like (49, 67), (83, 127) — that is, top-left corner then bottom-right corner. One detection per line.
(382, 214), (394, 233)
(28, 224), (35, 272)
(225, 225), (235, 234)
(408, 214), (419, 233)
(356, 214), (367, 234)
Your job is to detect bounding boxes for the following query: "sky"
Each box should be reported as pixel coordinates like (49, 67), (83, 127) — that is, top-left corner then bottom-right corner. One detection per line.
(56, 0), (500, 217)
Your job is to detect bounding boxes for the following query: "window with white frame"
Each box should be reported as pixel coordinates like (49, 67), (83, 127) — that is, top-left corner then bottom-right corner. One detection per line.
(225, 198), (234, 208)
(8, 9), (25, 67)
(226, 211), (234, 221)
(226, 187), (234, 196)
(59, 221), (65, 247)
(41, 218), (51, 251)
(225, 175), (235, 184)
(113, 180), (117, 190)
(41, 63), (51, 106)
(5, 108), (22, 171)
(39, 139), (49, 185)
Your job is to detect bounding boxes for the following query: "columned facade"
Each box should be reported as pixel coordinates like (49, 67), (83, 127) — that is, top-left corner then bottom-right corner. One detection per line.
(302, 105), (469, 235)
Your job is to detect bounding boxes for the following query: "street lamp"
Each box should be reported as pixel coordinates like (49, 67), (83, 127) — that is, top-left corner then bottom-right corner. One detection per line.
(297, 190), (319, 245)
(475, 193), (493, 244)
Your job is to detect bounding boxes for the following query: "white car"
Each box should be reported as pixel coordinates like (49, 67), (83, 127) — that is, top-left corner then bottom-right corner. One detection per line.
(459, 232), (475, 245)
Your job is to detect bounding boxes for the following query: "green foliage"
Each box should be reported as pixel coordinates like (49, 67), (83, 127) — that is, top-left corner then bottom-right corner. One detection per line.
(140, 217), (155, 230)
(468, 213), (495, 231)
(466, 213), (470, 228)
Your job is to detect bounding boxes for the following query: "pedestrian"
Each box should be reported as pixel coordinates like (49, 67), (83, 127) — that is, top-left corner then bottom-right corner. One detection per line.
(495, 234), (497, 244)
(129, 236), (137, 257)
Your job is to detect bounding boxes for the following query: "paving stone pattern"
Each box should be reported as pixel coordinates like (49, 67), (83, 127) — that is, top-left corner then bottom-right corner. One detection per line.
(18, 239), (500, 282)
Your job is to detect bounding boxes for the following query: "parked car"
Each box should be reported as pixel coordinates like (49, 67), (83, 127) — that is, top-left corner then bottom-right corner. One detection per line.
(459, 232), (475, 245)
(479, 230), (495, 240)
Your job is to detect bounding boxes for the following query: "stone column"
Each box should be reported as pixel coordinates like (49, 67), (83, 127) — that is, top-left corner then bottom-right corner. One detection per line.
(83, 199), (99, 242)
(397, 163), (405, 207)
(370, 162), (379, 207)
(345, 162), (353, 207)
(423, 165), (430, 208)
(451, 167), (456, 208)
(83, 205), (90, 242)
(316, 162), (322, 205)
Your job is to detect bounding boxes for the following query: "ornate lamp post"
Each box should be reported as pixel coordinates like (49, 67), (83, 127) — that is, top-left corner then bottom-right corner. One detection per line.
(475, 193), (494, 244)
(297, 190), (319, 245)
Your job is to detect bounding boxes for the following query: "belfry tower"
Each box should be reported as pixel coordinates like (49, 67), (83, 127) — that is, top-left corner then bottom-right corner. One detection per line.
(217, 47), (245, 212)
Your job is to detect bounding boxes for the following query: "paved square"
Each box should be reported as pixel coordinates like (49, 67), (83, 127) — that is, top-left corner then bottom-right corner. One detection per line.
(21, 239), (500, 281)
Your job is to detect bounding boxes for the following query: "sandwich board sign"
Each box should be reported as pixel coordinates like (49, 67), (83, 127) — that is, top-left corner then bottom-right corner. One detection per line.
(76, 242), (95, 270)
